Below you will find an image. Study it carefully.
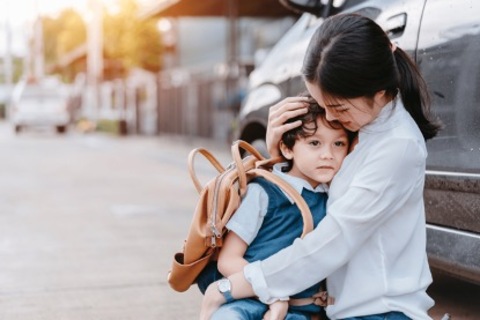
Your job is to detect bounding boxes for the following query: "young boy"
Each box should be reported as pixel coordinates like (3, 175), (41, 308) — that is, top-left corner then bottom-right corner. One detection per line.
(200, 96), (352, 320)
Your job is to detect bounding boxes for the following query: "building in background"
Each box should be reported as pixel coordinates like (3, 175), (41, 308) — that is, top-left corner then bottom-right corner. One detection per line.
(3, 0), (298, 139)
(138, 0), (298, 141)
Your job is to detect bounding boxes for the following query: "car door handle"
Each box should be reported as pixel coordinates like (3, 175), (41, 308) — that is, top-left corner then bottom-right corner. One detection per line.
(385, 13), (407, 38)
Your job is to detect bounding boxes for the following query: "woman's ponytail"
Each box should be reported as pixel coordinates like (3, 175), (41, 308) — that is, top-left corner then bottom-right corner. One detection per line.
(394, 48), (442, 140)
(302, 14), (442, 140)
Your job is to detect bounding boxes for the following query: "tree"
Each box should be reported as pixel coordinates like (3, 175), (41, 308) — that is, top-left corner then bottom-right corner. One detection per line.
(43, 0), (164, 81)
(42, 9), (86, 69)
(104, 0), (163, 75)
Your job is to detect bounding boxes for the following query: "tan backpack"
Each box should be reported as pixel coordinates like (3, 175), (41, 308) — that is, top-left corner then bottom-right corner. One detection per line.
(167, 140), (314, 292)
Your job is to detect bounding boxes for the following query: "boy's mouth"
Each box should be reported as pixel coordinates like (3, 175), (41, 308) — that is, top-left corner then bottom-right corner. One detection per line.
(317, 165), (334, 170)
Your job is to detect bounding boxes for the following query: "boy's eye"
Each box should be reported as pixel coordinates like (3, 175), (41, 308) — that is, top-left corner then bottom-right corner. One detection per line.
(309, 140), (320, 146)
(334, 141), (347, 147)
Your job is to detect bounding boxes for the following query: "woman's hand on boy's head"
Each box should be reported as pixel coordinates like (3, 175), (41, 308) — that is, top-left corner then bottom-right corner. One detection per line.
(267, 97), (309, 157)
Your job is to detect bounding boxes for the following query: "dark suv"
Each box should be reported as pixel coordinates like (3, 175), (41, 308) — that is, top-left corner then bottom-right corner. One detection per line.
(235, 0), (480, 285)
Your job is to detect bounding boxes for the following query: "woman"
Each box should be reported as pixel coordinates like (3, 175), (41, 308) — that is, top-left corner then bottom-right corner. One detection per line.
(200, 13), (441, 320)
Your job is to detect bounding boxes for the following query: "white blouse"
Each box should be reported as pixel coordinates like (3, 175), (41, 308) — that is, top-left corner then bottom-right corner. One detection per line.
(244, 97), (435, 320)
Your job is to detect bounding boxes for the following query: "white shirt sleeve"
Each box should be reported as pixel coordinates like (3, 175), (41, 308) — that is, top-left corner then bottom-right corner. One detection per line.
(244, 138), (425, 303)
(226, 182), (269, 245)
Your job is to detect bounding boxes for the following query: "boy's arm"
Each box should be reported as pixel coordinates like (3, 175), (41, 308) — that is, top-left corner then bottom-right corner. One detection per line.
(218, 226), (290, 320)
(218, 182), (268, 277)
(217, 231), (249, 277)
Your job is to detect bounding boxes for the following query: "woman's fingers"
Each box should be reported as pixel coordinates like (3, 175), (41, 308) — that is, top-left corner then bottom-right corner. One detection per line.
(270, 120), (303, 138)
(268, 97), (309, 129)
(269, 96), (311, 114)
(266, 97), (310, 157)
(312, 291), (330, 307)
(269, 98), (309, 123)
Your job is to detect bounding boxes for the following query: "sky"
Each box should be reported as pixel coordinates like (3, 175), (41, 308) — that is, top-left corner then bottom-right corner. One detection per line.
(5, 0), (88, 26)
(1, 0), (87, 55)
(1, 0), (121, 56)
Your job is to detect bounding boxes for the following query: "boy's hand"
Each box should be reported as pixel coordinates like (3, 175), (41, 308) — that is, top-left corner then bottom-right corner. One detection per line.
(263, 300), (288, 320)
(312, 290), (335, 307)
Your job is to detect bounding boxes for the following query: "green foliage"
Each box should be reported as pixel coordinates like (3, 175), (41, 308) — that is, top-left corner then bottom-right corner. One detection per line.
(42, 0), (164, 80)
(104, 0), (164, 74)
(42, 9), (87, 68)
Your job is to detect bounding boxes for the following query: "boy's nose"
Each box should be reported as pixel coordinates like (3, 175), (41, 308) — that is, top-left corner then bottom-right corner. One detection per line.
(320, 147), (334, 159)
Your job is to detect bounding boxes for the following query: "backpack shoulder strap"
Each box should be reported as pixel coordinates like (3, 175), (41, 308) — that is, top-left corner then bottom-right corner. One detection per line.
(231, 140), (266, 194)
(249, 168), (314, 238)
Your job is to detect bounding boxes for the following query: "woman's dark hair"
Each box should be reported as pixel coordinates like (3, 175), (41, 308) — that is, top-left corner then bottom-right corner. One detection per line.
(302, 13), (441, 140)
(280, 93), (354, 171)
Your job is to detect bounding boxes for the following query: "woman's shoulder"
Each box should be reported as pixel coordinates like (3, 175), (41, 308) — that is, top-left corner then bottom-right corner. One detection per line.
(374, 103), (427, 157)
(371, 134), (427, 171)
(393, 112), (427, 156)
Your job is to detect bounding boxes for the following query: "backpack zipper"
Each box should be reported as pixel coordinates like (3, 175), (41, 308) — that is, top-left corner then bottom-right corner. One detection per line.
(210, 162), (236, 247)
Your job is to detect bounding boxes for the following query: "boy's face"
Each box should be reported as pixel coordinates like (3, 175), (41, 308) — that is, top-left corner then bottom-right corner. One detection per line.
(280, 118), (349, 188)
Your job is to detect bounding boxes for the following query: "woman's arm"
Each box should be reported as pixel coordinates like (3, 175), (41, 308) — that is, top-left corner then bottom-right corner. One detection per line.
(201, 137), (425, 316)
(245, 137), (426, 302)
(266, 97), (309, 157)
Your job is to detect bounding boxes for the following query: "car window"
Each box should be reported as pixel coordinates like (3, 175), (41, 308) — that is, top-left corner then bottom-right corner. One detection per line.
(418, 0), (480, 173)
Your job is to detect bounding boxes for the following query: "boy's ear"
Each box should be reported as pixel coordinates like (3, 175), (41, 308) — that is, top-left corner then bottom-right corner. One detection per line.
(279, 141), (293, 160)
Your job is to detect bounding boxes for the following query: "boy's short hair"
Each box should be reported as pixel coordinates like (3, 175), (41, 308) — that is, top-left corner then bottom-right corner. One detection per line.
(280, 92), (355, 171)
(282, 92), (353, 149)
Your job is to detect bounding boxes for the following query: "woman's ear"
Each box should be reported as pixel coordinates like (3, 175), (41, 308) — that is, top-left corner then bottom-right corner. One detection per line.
(373, 90), (388, 106)
(279, 141), (293, 160)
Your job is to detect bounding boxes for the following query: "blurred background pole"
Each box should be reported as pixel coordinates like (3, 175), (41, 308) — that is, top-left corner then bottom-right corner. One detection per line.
(86, 0), (104, 122)
(226, 0), (238, 110)
(2, 0), (13, 120)
(0, 0), (13, 118)
(4, 0), (13, 88)
(33, 0), (44, 80)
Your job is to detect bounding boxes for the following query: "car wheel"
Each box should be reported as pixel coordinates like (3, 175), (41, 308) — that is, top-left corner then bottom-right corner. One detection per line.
(249, 138), (269, 158)
(14, 125), (22, 134)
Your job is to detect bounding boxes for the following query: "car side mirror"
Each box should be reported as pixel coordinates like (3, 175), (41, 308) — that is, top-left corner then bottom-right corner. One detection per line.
(279, 0), (327, 17)
(279, 0), (348, 17)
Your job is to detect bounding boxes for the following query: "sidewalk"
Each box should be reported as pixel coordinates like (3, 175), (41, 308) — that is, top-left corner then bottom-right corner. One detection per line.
(0, 129), (230, 319)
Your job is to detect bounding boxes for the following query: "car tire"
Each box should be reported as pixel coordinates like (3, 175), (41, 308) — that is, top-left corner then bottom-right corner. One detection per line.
(249, 138), (269, 158)
(14, 125), (22, 134)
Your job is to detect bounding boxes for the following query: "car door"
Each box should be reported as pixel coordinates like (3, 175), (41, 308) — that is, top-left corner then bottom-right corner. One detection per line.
(417, 0), (480, 284)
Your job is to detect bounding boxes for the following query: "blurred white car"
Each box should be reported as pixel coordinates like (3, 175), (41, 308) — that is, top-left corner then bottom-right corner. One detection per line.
(10, 80), (71, 134)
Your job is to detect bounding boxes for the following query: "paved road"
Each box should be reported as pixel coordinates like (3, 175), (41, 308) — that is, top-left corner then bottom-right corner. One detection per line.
(0, 124), (223, 319)
(0, 123), (478, 319)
